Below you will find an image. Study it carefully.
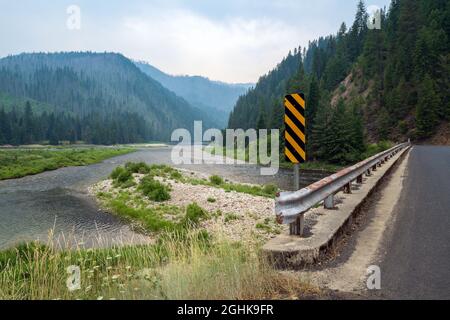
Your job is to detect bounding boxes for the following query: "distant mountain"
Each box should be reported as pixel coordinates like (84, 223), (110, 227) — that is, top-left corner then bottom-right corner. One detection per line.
(0, 52), (219, 144)
(135, 61), (253, 127)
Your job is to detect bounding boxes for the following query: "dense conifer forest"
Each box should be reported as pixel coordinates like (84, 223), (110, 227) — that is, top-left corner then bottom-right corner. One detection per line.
(0, 52), (218, 145)
(228, 0), (450, 164)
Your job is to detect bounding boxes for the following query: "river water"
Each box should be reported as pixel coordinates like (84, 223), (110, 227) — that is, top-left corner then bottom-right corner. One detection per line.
(0, 147), (325, 250)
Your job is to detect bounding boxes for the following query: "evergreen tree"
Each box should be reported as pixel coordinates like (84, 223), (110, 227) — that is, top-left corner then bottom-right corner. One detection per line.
(23, 101), (34, 143)
(306, 77), (320, 147)
(416, 75), (439, 139)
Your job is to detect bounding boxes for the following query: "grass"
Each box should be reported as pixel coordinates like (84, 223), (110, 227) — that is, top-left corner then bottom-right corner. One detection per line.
(138, 176), (171, 202)
(0, 148), (135, 180)
(206, 138), (395, 173)
(255, 218), (283, 235)
(363, 140), (394, 159)
(205, 139), (341, 172)
(0, 231), (318, 300)
(119, 163), (279, 198)
(102, 164), (260, 235)
(279, 160), (343, 172)
(0, 160), (321, 300)
(183, 203), (209, 226)
(224, 213), (240, 223)
(98, 187), (208, 235)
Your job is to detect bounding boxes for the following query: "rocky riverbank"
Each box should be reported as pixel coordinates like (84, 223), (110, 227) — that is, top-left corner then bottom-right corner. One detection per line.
(89, 164), (287, 243)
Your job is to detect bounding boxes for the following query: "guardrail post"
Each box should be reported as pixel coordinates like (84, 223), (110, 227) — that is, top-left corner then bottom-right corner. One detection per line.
(372, 164), (377, 171)
(289, 215), (304, 236)
(357, 174), (363, 184)
(366, 169), (371, 176)
(343, 182), (352, 194)
(377, 161), (382, 167)
(324, 195), (334, 209)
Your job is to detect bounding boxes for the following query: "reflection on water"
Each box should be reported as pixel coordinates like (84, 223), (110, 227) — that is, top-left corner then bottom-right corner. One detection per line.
(0, 147), (325, 250)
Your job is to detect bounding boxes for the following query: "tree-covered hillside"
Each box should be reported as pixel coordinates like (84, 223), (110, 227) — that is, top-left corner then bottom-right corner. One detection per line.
(136, 61), (253, 128)
(228, 0), (450, 164)
(0, 52), (218, 145)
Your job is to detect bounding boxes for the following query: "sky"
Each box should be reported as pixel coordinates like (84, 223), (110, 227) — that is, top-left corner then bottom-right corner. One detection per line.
(0, 0), (392, 83)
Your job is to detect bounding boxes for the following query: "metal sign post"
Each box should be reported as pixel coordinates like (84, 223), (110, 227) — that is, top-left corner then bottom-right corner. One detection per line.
(289, 163), (304, 235)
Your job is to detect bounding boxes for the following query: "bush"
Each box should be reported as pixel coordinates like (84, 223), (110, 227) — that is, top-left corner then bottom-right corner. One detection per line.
(209, 175), (223, 185)
(262, 184), (278, 196)
(117, 170), (133, 184)
(138, 176), (171, 202)
(183, 203), (208, 226)
(207, 197), (216, 203)
(110, 166), (134, 188)
(170, 171), (182, 180)
(125, 162), (151, 174)
(110, 166), (127, 180)
(224, 213), (240, 223)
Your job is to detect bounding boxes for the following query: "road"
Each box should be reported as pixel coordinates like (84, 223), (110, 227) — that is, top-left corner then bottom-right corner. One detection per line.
(377, 145), (450, 299)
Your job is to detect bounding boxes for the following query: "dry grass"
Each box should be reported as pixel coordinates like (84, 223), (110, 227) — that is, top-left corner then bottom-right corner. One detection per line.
(0, 231), (320, 300)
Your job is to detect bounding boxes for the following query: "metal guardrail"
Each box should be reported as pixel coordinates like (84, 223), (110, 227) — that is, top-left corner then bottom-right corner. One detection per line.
(275, 142), (411, 236)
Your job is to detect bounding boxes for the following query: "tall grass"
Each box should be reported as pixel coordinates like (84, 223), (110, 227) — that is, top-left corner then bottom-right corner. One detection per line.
(0, 231), (317, 300)
(0, 148), (135, 180)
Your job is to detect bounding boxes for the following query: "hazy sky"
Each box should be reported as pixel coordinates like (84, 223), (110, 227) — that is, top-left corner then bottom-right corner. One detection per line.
(0, 0), (391, 83)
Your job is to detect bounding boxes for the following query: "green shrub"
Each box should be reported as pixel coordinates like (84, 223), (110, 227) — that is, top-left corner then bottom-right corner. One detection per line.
(119, 179), (136, 188)
(110, 166), (135, 187)
(207, 197), (216, 203)
(170, 171), (182, 180)
(110, 166), (127, 180)
(138, 176), (171, 202)
(183, 203), (208, 226)
(262, 184), (278, 196)
(125, 162), (151, 174)
(209, 175), (223, 185)
(224, 213), (240, 223)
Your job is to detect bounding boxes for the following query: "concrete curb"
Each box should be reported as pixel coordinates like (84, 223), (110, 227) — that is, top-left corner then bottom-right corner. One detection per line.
(263, 146), (411, 269)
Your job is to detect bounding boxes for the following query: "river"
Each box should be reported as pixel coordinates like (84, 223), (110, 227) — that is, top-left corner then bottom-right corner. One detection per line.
(0, 147), (327, 250)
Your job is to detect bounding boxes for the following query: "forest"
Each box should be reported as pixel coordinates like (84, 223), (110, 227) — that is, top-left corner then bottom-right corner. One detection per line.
(0, 52), (218, 145)
(0, 102), (150, 145)
(228, 0), (449, 164)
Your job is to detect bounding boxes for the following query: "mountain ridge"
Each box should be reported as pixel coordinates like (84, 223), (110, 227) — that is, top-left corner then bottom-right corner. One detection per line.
(135, 61), (253, 127)
(0, 52), (219, 144)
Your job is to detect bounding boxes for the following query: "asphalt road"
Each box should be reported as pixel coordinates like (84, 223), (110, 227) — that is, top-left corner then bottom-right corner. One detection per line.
(378, 145), (450, 299)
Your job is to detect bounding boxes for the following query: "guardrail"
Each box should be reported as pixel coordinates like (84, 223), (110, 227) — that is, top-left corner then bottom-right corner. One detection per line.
(275, 142), (411, 236)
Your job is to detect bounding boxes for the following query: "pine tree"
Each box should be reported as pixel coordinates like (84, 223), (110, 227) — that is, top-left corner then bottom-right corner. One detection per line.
(349, 100), (365, 153)
(306, 77), (320, 146)
(326, 99), (356, 164)
(348, 0), (369, 61)
(23, 101), (34, 143)
(416, 75), (439, 139)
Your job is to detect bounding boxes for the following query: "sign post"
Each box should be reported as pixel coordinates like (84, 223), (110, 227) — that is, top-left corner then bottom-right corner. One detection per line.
(284, 93), (306, 235)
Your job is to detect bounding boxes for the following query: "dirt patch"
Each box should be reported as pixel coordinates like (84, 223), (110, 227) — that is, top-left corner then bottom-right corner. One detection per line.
(421, 122), (450, 145)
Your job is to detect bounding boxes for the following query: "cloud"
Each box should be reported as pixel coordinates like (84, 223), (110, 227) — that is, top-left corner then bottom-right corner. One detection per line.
(114, 9), (313, 82)
(1, 1), (393, 83)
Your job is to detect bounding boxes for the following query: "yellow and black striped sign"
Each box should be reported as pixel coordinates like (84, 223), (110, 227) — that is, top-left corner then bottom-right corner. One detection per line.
(284, 93), (306, 163)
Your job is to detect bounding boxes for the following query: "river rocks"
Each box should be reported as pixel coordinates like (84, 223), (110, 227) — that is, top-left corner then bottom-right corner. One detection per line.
(89, 169), (286, 243)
